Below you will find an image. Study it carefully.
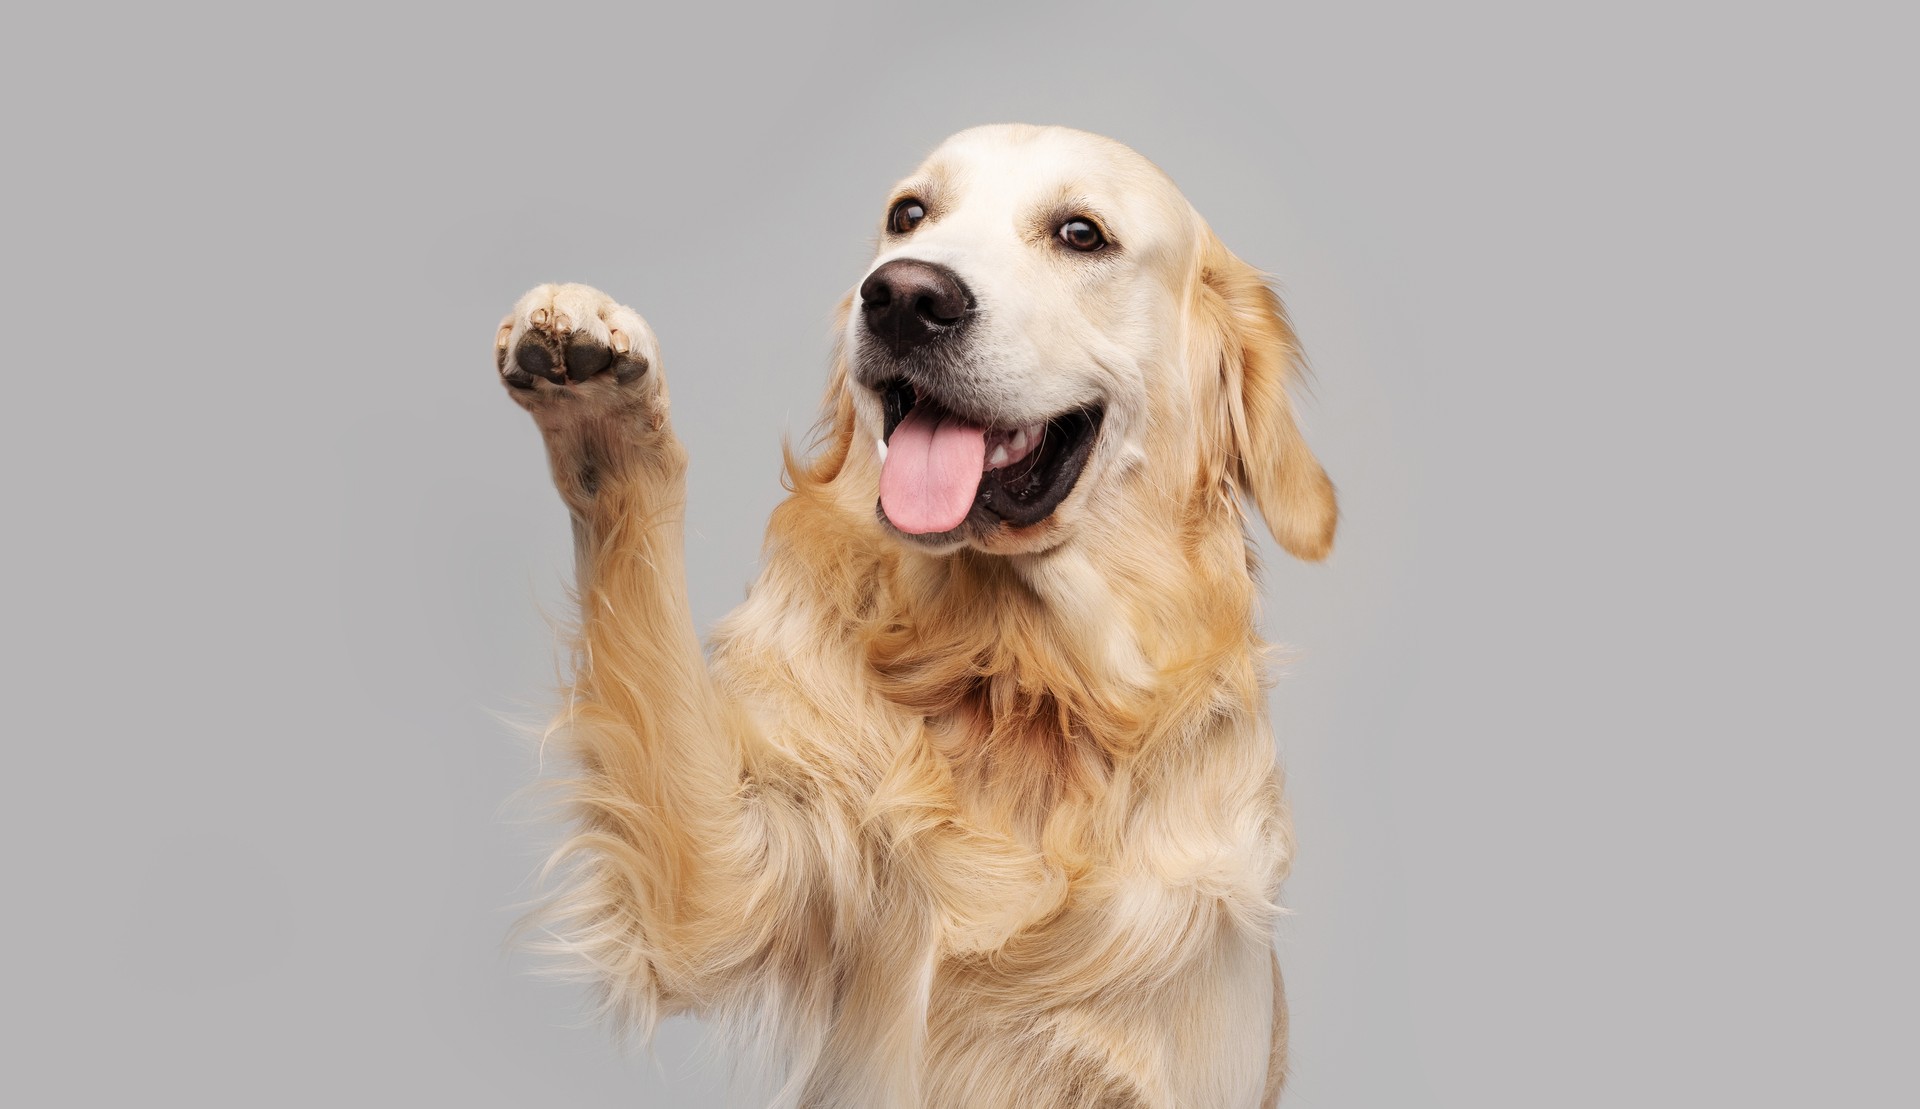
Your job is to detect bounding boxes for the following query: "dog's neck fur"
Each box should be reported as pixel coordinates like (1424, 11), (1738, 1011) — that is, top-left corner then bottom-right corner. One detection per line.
(871, 521), (1262, 740)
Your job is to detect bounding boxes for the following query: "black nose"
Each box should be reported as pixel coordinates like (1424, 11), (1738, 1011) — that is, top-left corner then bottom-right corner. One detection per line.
(859, 259), (972, 355)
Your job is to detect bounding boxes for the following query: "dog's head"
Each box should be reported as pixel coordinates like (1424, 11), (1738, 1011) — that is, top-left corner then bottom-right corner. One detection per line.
(838, 124), (1336, 562)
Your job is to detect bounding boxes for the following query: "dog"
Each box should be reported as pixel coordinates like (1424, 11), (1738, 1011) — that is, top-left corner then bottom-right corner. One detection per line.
(492, 124), (1336, 1108)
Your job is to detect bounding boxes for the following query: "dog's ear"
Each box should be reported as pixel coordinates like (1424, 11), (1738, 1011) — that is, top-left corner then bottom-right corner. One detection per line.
(1198, 236), (1338, 561)
(784, 294), (861, 489)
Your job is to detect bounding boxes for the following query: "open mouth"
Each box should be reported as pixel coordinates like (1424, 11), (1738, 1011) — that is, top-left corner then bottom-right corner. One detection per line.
(876, 378), (1103, 537)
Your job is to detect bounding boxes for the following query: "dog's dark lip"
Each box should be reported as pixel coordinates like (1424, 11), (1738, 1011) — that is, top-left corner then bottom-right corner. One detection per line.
(873, 376), (1104, 540)
(881, 378), (918, 442)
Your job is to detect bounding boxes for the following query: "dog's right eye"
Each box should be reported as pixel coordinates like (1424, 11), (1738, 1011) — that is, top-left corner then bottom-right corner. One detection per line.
(888, 199), (927, 234)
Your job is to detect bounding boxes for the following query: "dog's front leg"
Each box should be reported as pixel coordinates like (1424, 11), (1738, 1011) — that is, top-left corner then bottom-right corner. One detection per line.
(494, 284), (825, 1033)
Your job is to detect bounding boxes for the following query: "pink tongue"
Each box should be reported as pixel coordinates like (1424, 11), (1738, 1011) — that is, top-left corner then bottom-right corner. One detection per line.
(879, 406), (987, 533)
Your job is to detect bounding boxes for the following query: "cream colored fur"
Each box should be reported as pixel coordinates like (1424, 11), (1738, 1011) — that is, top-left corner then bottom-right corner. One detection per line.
(494, 124), (1336, 1108)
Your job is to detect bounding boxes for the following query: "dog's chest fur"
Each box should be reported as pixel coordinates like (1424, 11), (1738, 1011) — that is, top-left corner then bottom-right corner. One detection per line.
(707, 521), (1288, 1103)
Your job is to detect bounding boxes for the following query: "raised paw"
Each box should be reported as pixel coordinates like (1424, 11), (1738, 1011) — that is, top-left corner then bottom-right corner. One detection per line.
(494, 284), (662, 416)
(494, 284), (681, 506)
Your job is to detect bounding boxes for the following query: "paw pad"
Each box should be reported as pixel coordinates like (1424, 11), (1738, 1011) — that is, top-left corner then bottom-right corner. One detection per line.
(502, 318), (648, 391)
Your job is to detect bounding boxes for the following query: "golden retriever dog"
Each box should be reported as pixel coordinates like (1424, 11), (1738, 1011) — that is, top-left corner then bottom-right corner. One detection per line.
(492, 124), (1336, 1108)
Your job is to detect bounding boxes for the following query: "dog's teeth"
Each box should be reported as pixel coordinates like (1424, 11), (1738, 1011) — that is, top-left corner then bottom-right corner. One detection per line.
(988, 445), (1009, 467)
(876, 437), (887, 462)
(1010, 428), (1029, 453)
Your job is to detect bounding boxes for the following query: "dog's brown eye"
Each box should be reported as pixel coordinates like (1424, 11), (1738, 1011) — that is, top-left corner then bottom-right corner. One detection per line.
(888, 199), (926, 234)
(1057, 217), (1106, 252)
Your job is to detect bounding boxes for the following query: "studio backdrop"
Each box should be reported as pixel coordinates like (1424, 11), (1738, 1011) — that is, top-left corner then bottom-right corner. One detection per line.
(3, 2), (1910, 1107)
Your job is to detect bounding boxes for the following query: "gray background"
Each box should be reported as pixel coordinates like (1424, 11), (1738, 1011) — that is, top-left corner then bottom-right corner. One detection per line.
(3, 1), (1913, 1105)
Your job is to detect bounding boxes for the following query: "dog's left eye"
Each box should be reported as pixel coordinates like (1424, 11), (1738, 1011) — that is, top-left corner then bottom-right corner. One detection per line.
(1057, 218), (1107, 252)
(888, 199), (927, 234)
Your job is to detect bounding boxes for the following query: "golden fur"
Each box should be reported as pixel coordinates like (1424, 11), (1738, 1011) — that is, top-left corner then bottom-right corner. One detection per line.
(495, 125), (1336, 1107)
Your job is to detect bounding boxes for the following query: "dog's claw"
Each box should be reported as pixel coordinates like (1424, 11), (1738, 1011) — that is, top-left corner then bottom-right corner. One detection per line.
(530, 307), (549, 328)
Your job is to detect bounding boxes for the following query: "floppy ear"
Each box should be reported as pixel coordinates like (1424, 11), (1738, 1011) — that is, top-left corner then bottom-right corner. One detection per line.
(1199, 237), (1338, 561)
(782, 293), (860, 489)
